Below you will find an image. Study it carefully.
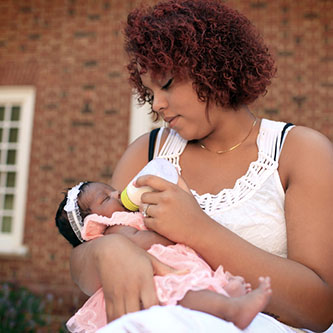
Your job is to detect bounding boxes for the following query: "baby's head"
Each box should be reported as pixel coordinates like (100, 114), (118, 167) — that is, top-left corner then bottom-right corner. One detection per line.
(55, 182), (125, 247)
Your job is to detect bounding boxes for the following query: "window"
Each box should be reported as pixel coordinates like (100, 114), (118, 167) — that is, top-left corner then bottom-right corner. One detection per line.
(129, 94), (163, 143)
(0, 87), (35, 255)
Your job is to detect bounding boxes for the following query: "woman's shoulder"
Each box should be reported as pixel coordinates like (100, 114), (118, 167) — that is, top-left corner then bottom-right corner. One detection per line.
(280, 124), (333, 180)
(111, 132), (151, 190)
(285, 125), (332, 155)
(130, 127), (172, 149)
(111, 127), (176, 189)
(261, 118), (332, 154)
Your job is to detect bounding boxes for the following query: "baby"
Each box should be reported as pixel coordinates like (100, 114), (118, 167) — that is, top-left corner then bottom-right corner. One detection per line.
(56, 181), (272, 333)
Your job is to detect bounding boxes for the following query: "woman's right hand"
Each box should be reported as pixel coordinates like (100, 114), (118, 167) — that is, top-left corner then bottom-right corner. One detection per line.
(70, 233), (177, 322)
(136, 174), (209, 247)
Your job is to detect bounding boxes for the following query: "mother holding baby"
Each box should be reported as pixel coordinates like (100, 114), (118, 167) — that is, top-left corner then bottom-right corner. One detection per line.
(70, 0), (333, 332)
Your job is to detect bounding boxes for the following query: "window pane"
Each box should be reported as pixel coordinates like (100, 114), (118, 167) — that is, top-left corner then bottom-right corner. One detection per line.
(0, 106), (4, 121)
(6, 172), (16, 187)
(11, 106), (20, 121)
(4, 194), (14, 209)
(6, 150), (16, 164)
(10, 106), (21, 121)
(9, 128), (19, 143)
(2, 216), (12, 233)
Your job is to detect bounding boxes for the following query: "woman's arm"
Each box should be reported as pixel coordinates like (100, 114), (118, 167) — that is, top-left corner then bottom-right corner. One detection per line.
(70, 231), (179, 322)
(111, 132), (151, 190)
(70, 132), (175, 321)
(70, 133), (150, 288)
(70, 234), (158, 316)
(136, 126), (333, 331)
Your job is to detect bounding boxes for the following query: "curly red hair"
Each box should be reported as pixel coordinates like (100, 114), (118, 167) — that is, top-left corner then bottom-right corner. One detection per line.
(125, 0), (276, 110)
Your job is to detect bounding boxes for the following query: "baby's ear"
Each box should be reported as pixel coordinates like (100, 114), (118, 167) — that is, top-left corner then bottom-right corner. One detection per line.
(177, 175), (191, 194)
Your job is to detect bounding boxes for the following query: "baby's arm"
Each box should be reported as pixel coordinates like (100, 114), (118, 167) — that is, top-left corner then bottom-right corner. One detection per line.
(104, 225), (174, 250)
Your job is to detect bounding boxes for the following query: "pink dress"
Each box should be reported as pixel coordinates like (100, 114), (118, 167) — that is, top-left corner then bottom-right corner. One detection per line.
(66, 212), (230, 333)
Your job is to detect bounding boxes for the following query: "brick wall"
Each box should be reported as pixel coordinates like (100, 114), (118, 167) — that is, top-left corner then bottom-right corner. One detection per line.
(0, 0), (136, 327)
(0, 0), (332, 330)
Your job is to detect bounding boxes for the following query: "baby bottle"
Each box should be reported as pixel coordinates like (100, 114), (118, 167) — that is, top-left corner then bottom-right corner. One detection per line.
(121, 158), (179, 211)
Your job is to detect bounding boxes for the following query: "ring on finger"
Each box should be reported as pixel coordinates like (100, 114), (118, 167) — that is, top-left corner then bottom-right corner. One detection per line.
(143, 204), (150, 217)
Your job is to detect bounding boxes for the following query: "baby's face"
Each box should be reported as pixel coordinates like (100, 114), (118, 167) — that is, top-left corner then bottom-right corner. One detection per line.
(79, 182), (126, 218)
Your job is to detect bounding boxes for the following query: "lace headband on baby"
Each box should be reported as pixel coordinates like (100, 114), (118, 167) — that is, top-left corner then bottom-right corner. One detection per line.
(64, 182), (86, 243)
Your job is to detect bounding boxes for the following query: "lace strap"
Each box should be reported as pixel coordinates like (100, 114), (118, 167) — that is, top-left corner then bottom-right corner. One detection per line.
(258, 119), (295, 162)
(156, 128), (187, 172)
(279, 122), (294, 150)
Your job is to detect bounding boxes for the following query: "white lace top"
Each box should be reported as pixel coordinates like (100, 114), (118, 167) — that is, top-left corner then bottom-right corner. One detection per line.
(154, 119), (295, 258)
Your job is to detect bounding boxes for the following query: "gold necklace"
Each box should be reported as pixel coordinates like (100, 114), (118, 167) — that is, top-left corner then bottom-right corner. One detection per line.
(199, 118), (257, 154)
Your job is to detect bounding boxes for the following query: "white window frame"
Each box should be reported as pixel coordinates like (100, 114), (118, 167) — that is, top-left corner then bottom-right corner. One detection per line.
(0, 86), (35, 255)
(129, 94), (163, 143)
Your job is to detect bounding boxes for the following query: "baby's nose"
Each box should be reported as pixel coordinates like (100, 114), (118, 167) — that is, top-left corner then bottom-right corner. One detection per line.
(111, 190), (120, 199)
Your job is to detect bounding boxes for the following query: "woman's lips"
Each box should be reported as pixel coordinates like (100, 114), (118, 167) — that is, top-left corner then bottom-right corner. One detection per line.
(164, 115), (179, 128)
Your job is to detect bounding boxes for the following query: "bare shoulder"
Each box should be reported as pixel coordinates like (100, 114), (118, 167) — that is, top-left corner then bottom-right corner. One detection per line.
(111, 127), (172, 190)
(111, 132), (150, 190)
(280, 125), (333, 179)
(285, 125), (332, 151)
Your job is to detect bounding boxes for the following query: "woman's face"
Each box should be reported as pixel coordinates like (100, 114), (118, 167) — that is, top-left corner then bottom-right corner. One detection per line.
(79, 183), (126, 218)
(140, 73), (221, 141)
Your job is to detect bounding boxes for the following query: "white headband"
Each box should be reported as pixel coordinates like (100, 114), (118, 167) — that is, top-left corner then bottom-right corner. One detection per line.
(64, 182), (86, 243)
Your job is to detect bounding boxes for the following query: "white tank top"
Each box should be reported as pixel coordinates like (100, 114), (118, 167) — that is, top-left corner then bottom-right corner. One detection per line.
(154, 118), (294, 258)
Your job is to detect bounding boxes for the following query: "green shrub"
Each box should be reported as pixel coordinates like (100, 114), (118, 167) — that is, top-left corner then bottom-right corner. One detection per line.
(0, 282), (50, 332)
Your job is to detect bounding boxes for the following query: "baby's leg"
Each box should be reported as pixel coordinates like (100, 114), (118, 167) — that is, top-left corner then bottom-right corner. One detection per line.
(178, 277), (272, 330)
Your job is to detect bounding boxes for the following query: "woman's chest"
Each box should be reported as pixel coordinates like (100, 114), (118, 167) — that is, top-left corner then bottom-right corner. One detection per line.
(197, 177), (287, 258)
(180, 143), (258, 195)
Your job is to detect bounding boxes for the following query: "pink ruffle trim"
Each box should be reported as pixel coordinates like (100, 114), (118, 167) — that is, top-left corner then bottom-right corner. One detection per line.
(149, 244), (229, 305)
(81, 212), (145, 241)
(66, 288), (106, 333)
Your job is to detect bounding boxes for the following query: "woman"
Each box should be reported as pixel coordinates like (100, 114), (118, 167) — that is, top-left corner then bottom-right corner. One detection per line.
(70, 0), (333, 331)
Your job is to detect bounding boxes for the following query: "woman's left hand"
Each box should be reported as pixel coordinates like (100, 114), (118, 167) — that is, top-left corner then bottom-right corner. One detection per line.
(136, 174), (209, 246)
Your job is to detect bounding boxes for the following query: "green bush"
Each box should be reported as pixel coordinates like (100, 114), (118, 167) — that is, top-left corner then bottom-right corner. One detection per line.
(0, 282), (50, 332)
